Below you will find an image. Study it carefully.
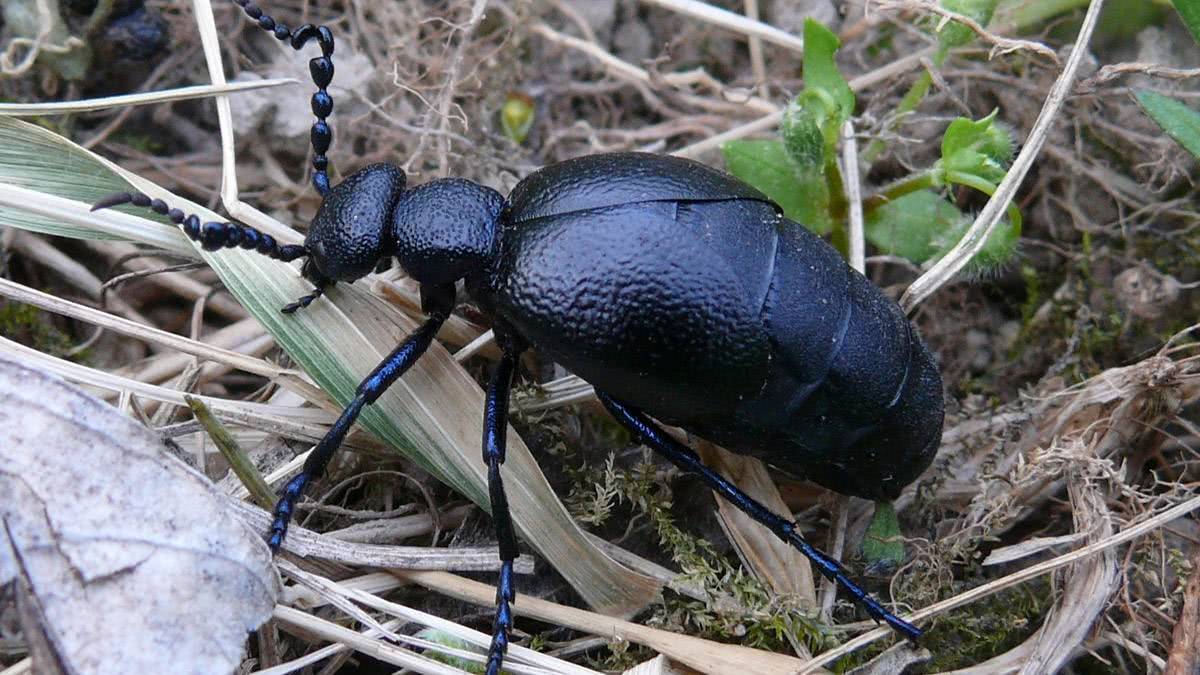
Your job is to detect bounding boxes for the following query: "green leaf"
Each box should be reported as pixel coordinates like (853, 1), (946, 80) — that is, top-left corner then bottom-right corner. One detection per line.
(801, 19), (854, 120)
(865, 190), (964, 263)
(1172, 0), (1200, 45)
(937, 0), (1000, 49)
(862, 502), (905, 573)
(415, 629), (491, 674)
(721, 139), (832, 234)
(939, 110), (1014, 184)
(1135, 90), (1200, 158)
(781, 97), (826, 170)
(932, 211), (1022, 276)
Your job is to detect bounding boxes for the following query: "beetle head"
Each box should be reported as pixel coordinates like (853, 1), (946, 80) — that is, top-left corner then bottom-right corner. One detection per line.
(390, 178), (504, 285)
(302, 163), (407, 286)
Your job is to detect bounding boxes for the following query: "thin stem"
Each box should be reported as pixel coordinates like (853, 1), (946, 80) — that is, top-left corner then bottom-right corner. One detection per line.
(862, 170), (938, 214)
(862, 45), (950, 164)
(944, 169), (1023, 234)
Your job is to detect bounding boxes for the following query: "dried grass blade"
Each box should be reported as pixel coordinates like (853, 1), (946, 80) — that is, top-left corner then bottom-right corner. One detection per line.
(397, 570), (807, 675)
(0, 80), (294, 116)
(696, 441), (817, 607)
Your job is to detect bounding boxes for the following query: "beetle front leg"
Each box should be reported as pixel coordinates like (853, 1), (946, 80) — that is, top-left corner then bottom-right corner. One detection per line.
(481, 328), (525, 675)
(268, 284), (455, 549)
(595, 391), (924, 643)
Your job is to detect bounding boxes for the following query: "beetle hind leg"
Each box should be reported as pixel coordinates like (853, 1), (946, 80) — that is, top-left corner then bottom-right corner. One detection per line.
(480, 328), (526, 675)
(595, 391), (924, 643)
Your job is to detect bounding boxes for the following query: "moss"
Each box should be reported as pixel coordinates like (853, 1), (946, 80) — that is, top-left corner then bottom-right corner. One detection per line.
(0, 301), (78, 358)
(916, 579), (1051, 672)
(564, 441), (835, 657)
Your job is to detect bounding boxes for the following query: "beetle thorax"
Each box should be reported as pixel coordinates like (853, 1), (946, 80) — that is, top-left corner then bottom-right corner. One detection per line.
(391, 178), (504, 286)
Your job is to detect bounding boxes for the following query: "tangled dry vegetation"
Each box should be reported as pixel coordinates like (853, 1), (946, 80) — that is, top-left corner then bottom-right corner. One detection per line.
(1, 0), (1199, 673)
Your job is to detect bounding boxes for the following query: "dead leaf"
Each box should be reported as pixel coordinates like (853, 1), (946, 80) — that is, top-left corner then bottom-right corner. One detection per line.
(0, 354), (279, 675)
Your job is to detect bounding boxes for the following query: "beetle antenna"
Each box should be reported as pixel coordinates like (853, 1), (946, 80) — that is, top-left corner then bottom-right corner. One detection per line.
(91, 190), (307, 262)
(230, 0), (335, 197)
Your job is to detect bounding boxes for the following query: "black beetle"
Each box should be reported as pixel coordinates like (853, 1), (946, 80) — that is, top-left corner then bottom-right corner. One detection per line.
(94, 2), (944, 672)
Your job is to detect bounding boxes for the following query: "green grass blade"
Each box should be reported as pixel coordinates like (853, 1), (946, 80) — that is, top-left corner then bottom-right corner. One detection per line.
(1135, 90), (1200, 158)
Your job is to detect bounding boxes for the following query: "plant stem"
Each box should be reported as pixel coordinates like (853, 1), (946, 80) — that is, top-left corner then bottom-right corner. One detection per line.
(944, 169), (1023, 233)
(862, 170), (938, 215)
(825, 153), (850, 256)
(862, 45), (950, 164)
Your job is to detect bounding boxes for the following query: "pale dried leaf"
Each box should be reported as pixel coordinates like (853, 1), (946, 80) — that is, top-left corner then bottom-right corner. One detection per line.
(695, 440), (817, 606)
(981, 533), (1085, 566)
(0, 355), (279, 675)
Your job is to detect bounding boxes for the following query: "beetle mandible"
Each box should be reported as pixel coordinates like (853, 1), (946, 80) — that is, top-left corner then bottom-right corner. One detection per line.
(94, 3), (944, 672)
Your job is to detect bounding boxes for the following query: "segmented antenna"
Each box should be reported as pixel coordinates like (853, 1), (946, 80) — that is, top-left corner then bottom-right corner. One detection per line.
(230, 0), (336, 196)
(91, 191), (307, 261)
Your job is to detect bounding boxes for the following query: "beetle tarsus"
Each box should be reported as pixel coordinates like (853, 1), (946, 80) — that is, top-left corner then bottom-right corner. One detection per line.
(281, 285), (325, 314)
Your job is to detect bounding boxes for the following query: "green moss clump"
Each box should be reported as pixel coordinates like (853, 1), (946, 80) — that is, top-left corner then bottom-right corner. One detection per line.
(0, 301), (78, 357)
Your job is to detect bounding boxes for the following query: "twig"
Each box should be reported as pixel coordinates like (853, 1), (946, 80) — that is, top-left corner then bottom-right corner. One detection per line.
(744, 0), (768, 98)
(0, 81), (295, 116)
(1082, 62), (1200, 89)
(901, 0), (1106, 310)
(528, 23), (777, 114)
(841, 120), (865, 274)
(0, 277), (321, 401)
(271, 605), (465, 675)
(818, 496), (850, 621)
(428, 0), (489, 176)
(875, 0), (1059, 62)
(397, 570), (808, 675)
(640, 0), (805, 54)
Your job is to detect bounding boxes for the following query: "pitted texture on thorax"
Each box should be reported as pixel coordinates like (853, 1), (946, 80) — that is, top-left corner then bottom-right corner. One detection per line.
(505, 152), (774, 223)
(392, 178), (503, 285)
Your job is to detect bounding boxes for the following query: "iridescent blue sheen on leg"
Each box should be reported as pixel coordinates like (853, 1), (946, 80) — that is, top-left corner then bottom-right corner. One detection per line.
(595, 391), (923, 643)
(481, 332), (523, 675)
(263, 285), (454, 550)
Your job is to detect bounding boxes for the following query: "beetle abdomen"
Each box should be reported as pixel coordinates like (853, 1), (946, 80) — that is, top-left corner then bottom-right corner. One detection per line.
(489, 152), (944, 502)
(506, 152), (774, 222)
(729, 218), (943, 500)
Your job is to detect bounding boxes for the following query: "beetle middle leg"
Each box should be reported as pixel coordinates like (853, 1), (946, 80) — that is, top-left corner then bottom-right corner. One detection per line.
(480, 326), (526, 675)
(595, 391), (924, 643)
(267, 283), (455, 549)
